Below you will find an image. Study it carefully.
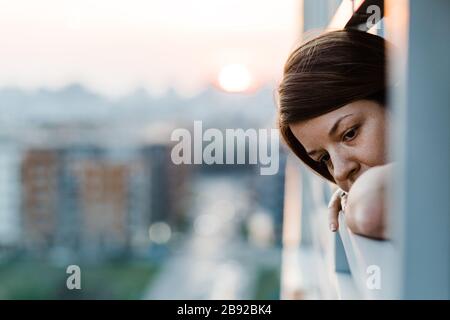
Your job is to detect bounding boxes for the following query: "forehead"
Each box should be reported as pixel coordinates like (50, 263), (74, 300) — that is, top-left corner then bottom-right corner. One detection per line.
(290, 105), (347, 145)
(289, 100), (373, 151)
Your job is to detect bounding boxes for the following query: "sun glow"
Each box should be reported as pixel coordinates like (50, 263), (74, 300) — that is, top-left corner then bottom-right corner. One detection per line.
(218, 64), (252, 93)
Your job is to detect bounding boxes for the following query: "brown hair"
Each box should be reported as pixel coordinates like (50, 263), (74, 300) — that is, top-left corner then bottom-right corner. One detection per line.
(277, 29), (387, 183)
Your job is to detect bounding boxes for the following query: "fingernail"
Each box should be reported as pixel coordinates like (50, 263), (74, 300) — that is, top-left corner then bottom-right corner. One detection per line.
(330, 223), (337, 232)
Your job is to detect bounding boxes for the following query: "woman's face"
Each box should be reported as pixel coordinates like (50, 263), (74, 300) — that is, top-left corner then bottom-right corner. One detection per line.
(289, 100), (388, 192)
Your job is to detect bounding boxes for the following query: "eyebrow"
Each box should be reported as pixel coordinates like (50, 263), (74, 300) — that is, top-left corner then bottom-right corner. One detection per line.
(306, 113), (354, 158)
(328, 113), (353, 137)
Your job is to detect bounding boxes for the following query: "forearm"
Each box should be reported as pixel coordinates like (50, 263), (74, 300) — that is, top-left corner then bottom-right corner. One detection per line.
(344, 164), (393, 240)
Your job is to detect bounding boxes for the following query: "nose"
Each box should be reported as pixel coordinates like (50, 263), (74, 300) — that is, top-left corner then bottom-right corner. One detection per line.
(330, 151), (360, 190)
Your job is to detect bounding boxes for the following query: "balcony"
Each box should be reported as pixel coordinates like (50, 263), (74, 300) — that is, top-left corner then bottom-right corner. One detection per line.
(281, 0), (450, 300)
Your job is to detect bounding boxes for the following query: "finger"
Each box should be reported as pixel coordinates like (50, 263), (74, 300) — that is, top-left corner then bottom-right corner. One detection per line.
(328, 190), (342, 232)
(328, 199), (340, 232)
(340, 193), (348, 212)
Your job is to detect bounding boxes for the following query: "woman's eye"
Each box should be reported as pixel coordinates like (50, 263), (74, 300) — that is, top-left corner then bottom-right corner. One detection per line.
(319, 153), (330, 165)
(343, 127), (358, 141)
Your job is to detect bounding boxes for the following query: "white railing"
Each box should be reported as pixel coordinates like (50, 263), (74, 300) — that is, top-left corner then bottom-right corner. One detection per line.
(335, 213), (396, 299)
(281, 157), (398, 299)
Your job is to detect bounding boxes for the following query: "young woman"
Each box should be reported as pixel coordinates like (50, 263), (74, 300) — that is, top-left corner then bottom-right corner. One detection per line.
(278, 29), (392, 240)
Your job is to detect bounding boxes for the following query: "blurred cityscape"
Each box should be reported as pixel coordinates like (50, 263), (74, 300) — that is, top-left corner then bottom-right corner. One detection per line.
(0, 84), (285, 299)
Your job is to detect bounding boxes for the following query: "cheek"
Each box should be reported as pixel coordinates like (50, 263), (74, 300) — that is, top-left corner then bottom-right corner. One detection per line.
(357, 122), (387, 166)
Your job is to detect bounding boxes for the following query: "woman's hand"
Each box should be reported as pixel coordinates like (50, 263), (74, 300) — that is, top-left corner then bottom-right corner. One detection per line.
(327, 164), (393, 239)
(327, 188), (347, 232)
(344, 165), (391, 240)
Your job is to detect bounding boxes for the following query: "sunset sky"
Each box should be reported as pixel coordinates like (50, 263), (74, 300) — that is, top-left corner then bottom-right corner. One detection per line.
(0, 0), (300, 98)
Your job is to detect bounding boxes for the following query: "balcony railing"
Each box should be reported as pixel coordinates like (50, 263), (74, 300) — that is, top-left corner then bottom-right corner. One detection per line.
(335, 213), (396, 299)
(281, 159), (395, 299)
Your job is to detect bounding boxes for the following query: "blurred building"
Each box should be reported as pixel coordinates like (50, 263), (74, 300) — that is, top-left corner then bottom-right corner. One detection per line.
(126, 158), (152, 253)
(18, 140), (191, 260)
(21, 149), (60, 254)
(55, 145), (103, 256)
(251, 149), (287, 247)
(0, 137), (22, 253)
(141, 144), (190, 228)
(77, 160), (129, 256)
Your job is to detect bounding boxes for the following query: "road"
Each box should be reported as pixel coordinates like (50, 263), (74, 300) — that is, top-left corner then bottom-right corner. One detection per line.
(143, 173), (257, 299)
